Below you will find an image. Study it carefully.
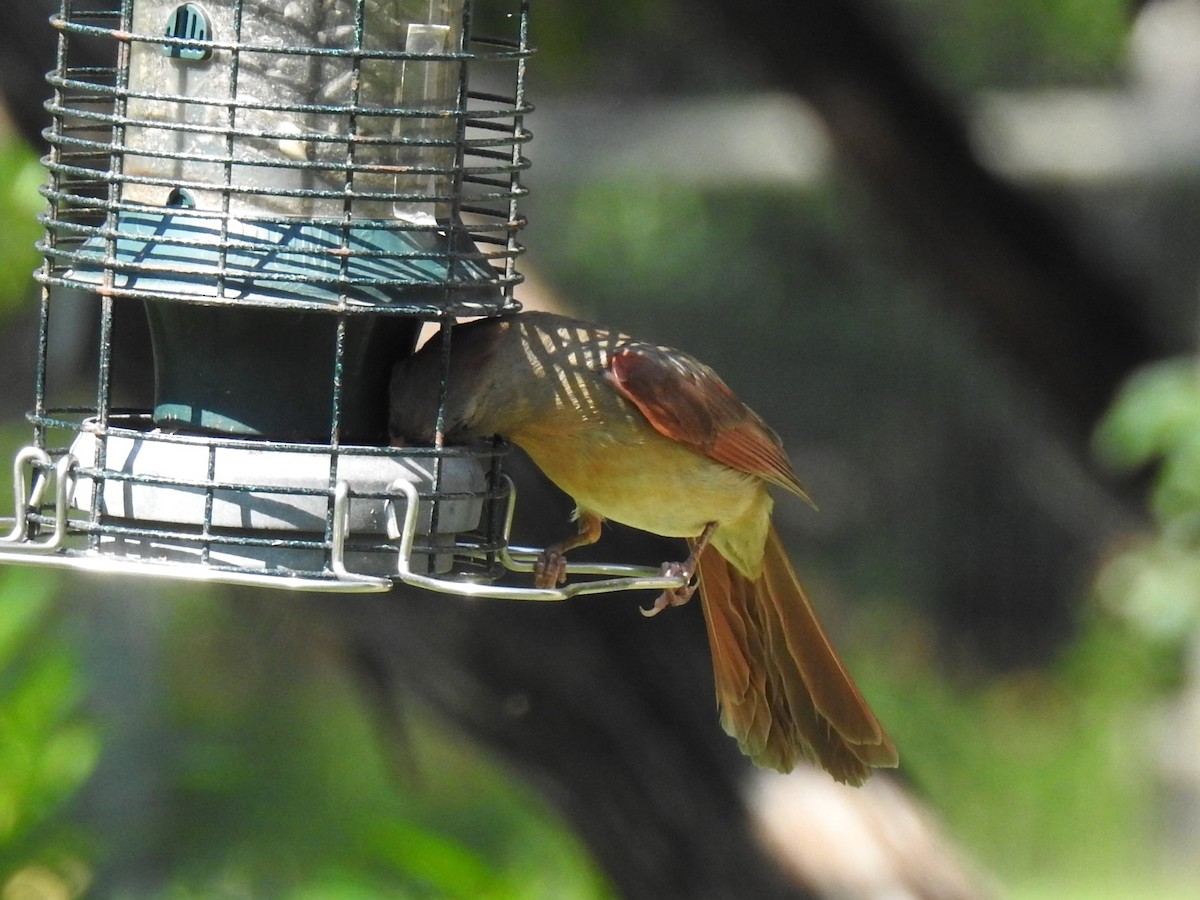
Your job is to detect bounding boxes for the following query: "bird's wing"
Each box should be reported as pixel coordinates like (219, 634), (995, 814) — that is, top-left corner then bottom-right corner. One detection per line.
(607, 344), (812, 502)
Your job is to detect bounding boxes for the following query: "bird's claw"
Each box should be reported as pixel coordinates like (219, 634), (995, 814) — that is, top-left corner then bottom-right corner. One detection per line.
(640, 561), (699, 617)
(532, 512), (604, 590)
(534, 548), (568, 589)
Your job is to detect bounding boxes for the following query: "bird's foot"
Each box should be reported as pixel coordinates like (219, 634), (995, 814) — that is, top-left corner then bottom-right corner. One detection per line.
(532, 511), (604, 590)
(641, 561), (700, 617)
(640, 522), (716, 618)
(533, 547), (568, 589)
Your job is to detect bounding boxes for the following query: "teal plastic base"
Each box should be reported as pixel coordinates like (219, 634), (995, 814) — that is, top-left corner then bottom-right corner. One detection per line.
(146, 302), (418, 443)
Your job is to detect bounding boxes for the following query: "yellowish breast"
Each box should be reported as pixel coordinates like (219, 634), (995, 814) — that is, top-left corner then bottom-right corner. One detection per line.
(512, 413), (767, 542)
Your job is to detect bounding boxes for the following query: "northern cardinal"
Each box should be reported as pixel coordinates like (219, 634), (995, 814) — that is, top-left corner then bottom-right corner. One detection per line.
(389, 311), (897, 784)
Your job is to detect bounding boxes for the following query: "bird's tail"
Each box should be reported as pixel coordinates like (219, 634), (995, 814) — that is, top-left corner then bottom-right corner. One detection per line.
(697, 524), (898, 784)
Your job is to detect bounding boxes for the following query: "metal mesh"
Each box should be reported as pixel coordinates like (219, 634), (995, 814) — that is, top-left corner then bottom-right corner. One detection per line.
(1, 0), (531, 591)
(37, 0), (531, 312)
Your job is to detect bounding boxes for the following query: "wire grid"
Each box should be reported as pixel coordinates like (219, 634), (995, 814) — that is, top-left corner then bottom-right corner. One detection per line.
(6, 0), (533, 589)
(37, 0), (532, 312)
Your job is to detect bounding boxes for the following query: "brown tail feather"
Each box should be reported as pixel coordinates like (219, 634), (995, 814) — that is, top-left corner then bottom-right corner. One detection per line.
(697, 524), (898, 784)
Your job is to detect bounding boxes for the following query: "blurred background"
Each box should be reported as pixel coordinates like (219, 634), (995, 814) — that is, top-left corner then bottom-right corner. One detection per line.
(4, 0), (1200, 897)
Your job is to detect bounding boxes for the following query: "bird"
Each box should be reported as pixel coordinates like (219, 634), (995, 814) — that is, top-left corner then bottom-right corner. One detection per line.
(388, 310), (898, 784)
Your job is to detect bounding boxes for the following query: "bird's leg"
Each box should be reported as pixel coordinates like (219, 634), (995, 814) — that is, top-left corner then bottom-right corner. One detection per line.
(641, 522), (717, 618)
(534, 511), (604, 589)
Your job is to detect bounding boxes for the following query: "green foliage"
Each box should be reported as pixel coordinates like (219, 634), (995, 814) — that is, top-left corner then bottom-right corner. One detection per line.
(524, 1), (1131, 96)
(0, 570), (98, 898)
(0, 138), (43, 314)
(1095, 358), (1200, 640)
(845, 599), (1173, 897)
(891, 0), (1131, 91)
(528, 0), (684, 91)
(135, 591), (610, 899)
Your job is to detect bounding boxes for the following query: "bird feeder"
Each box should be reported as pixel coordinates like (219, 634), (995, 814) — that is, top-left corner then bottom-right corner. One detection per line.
(1, 0), (684, 599)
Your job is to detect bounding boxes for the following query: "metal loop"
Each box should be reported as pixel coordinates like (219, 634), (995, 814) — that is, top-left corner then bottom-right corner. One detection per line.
(2, 447), (54, 544)
(387, 474), (688, 601)
(329, 480), (392, 588)
(1, 452), (79, 553)
(4, 452), (688, 600)
(37, 454), (78, 552)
